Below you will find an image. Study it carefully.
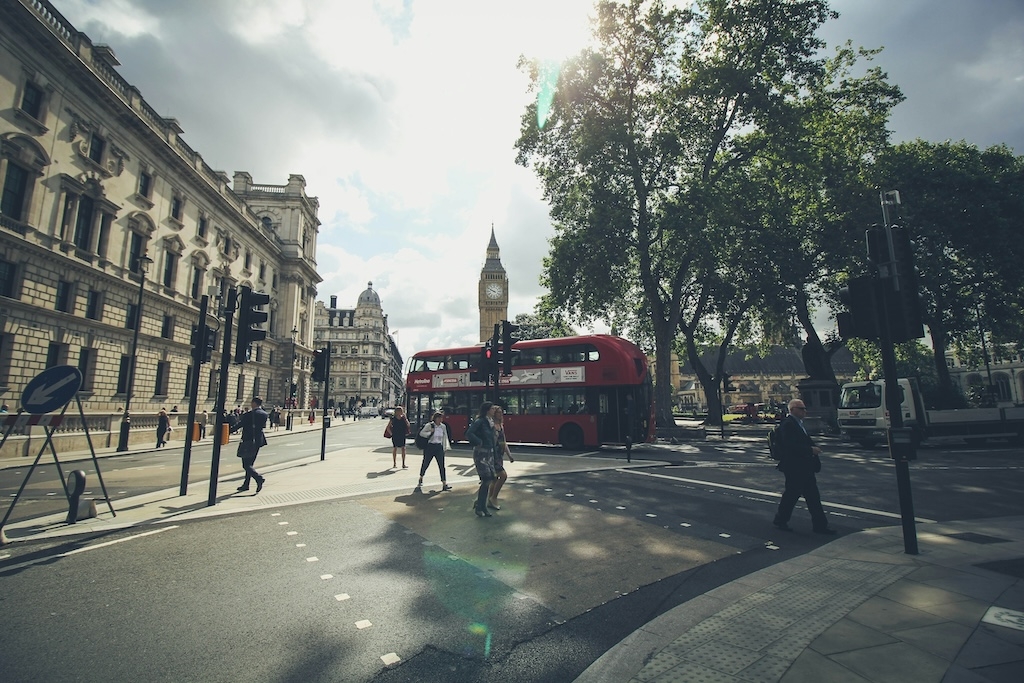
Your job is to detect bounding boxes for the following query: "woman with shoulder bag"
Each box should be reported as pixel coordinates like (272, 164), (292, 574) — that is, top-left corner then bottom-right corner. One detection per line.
(386, 407), (411, 469)
(416, 411), (452, 491)
(465, 401), (497, 517)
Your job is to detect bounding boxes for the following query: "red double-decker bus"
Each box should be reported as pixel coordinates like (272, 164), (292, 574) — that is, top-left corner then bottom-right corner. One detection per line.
(405, 334), (655, 449)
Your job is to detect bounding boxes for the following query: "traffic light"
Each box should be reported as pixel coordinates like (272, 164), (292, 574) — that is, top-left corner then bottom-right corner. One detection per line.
(722, 373), (737, 393)
(887, 225), (924, 342)
(499, 320), (520, 376)
(837, 276), (880, 340)
(471, 341), (497, 383)
(233, 286), (270, 364)
(191, 324), (217, 364)
(311, 348), (329, 382)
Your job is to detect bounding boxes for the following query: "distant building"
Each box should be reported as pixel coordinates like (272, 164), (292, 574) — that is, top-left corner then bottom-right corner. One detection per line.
(672, 346), (861, 411)
(312, 284), (403, 411)
(0, 0), (321, 451)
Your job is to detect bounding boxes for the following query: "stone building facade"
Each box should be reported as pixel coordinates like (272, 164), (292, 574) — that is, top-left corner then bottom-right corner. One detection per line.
(0, 0), (321, 452)
(312, 284), (403, 412)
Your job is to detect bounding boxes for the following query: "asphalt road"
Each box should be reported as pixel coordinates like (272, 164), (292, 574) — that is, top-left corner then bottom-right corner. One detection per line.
(2, 426), (1022, 681)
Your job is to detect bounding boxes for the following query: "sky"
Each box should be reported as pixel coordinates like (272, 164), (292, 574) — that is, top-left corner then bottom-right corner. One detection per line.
(52, 0), (1024, 362)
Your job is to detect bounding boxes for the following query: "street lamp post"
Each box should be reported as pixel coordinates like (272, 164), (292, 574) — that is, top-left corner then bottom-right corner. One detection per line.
(116, 252), (153, 452)
(287, 326), (298, 408)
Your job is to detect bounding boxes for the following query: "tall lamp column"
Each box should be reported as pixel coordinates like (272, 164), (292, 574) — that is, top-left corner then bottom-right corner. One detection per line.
(116, 252), (153, 452)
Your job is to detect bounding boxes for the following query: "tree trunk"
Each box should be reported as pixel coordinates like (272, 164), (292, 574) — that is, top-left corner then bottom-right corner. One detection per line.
(794, 288), (838, 385)
(653, 324), (677, 428)
(928, 324), (957, 407)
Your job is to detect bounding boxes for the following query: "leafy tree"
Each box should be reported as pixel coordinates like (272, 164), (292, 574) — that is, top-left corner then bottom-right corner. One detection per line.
(517, 0), (899, 425)
(869, 141), (1024, 406)
(512, 298), (576, 340)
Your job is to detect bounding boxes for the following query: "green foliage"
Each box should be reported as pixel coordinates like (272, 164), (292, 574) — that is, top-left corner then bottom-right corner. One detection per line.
(512, 298), (577, 340)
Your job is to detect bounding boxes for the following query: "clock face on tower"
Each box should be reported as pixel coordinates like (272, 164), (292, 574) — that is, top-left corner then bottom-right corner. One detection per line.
(486, 283), (503, 300)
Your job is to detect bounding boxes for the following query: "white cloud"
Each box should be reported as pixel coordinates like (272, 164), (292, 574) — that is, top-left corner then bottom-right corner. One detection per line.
(52, 0), (1024, 360)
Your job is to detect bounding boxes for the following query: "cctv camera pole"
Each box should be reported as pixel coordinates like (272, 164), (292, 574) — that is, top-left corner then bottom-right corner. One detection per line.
(208, 288), (237, 507)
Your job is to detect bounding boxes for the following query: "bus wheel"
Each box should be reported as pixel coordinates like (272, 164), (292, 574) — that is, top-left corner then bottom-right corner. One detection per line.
(559, 424), (585, 450)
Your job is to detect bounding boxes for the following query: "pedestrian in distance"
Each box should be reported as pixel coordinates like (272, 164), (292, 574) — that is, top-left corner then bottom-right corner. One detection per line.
(465, 401), (497, 517)
(232, 397), (269, 493)
(197, 410), (208, 440)
(417, 411), (452, 491)
(773, 399), (836, 535)
(386, 406), (412, 469)
(156, 408), (170, 447)
(488, 405), (514, 510)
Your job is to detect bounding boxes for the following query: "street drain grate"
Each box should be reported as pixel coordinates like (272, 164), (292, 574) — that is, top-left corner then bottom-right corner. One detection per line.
(945, 532), (1011, 545)
(975, 557), (1024, 580)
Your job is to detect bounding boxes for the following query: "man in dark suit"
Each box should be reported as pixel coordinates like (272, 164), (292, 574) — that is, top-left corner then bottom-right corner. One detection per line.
(773, 399), (836, 534)
(232, 396), (269, 493)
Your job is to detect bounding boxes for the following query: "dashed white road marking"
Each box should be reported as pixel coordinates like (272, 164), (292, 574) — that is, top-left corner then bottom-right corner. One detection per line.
(380, 653), (401, 666)
(355, 620), (372, 629)
(621, 469), (937, 523)
(305, 556), (318, 562)
(335, 593), (350, 601)
(320, 574), (333, 580)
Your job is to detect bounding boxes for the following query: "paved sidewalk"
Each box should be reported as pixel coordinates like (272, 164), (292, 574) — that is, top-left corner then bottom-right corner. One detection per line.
(575, 518), (1024, 683)
(3, 422), (1023, 682)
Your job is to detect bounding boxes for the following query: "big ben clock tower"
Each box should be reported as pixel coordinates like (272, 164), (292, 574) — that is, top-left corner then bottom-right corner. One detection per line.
(478, 227), (509, 341)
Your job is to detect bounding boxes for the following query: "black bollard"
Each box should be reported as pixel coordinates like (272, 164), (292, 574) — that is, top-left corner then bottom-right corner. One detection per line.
(625, 436), (632, 463)
(66, 470), (87, 524)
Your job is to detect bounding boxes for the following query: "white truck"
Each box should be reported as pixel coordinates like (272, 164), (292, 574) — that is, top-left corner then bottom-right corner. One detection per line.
(837, 378), (1024, 447)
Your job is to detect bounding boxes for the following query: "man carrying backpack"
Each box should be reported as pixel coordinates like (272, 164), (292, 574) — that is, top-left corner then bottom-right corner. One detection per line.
(772, 399), (836, 535)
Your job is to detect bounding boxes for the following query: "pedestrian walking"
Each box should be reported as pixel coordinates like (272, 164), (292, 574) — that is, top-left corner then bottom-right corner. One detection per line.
(232, 397), (269, 493)
(156, 408), (170, 447)
(197, 410), (208, 440)
(385, 406), (411, 469)
(465, 401), (497, 517)
(488, 405), (514, 510)
(269, 406), (281, 431)
(417, 411), (452, 491)
(772, 399), (836, 534)
(308, 409), (315, 425)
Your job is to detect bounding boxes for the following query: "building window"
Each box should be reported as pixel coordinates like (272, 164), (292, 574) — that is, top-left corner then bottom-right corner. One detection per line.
(55, 280), (74, 313)
(155, 361), (169, 396)
(126, 302), (139, 330)
(0, 258), (17, 298)
(161, 314), (174, 339)
(162, 252), (178, 289)
(116, 355), (131, 394)
(244, 250), (252, 270)
(272, 272), (278, 289)
(129, 232), (146, 272)
(207, 369), (218, 399)
(191, 266), (204, 300)
(1, 162), (30, 222)
(236, 374), (245, 402)
(20, 81), (45, 120)
(252, 376), (260, 398)
(73, 195), (95, 250)
(198, 215), (208, 238)
(259, 261), (266, 281)
(86, 289), (102, 320)
(88, 133), (105, 164)
(170, 195), (183, 221)
(77, 348), (95, 391)
(46, 342), (67, 368)
(138, 171), (153, 199)
(184, 364), (193, 397)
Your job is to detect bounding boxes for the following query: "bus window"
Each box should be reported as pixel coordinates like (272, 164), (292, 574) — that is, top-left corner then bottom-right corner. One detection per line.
(549, 387), (587, 414)
(518, 348), (547, 366)
(523, 389), (546, 414)
(586, 345), (600, 361)
(598, 393), (609, 414)
(453, 355), (470, 370)
(503, 390), (522, 416)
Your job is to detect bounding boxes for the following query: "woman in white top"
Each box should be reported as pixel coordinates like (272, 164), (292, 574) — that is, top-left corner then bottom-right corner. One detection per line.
(417, 411), (452, 491)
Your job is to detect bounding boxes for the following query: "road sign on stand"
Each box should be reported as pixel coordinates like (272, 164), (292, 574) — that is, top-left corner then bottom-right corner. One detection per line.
(20, 366), (83, 414)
